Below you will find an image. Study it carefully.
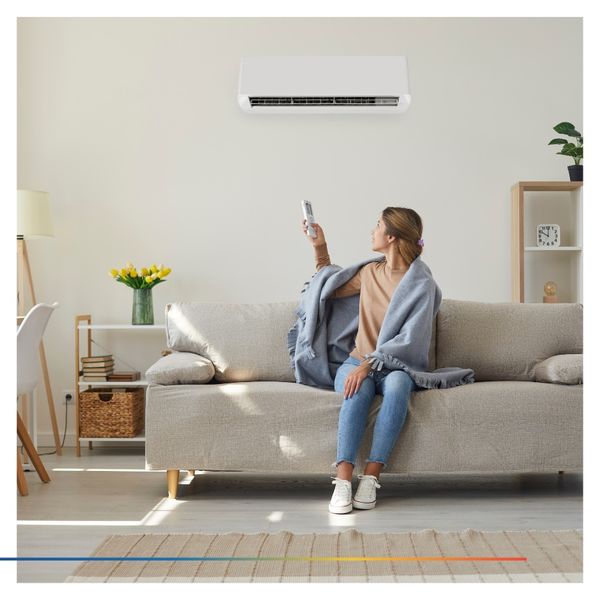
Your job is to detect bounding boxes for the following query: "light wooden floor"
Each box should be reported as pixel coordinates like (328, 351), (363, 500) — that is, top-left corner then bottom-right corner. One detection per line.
(17, 446), (583, 583)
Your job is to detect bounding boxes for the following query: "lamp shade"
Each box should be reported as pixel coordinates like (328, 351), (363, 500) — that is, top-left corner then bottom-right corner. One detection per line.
(17, 190), (54, 238)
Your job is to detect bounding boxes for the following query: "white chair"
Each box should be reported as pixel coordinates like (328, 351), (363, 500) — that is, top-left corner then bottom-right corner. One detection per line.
(17, 302), (58, 496)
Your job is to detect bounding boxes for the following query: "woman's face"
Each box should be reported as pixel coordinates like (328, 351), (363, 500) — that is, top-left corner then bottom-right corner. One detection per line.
(371, 215), (393, 252)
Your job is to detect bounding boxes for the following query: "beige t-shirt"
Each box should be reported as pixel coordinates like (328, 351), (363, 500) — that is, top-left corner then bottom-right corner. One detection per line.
(315, 243), (407, 366)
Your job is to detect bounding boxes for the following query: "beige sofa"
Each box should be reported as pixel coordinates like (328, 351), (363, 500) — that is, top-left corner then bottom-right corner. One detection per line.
(144, 300), (583, 499)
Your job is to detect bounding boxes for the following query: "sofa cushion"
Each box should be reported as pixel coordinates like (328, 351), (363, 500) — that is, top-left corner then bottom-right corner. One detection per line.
(165, 301), (297, 383)
(145, 380), (582, 473)
(534, 354), (583, 385)
(435, 300), (582, 382)
(145, 352), (215, 385)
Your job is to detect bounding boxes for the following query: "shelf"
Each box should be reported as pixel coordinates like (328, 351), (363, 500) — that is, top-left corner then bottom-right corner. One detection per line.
(513, 181), (583, 192)
(79, 432), (145, 442)
(75, 313), (163, 456)
(78, 379), (149, 387)
(511, 181), (583, 303)
(525, 246), (582, 252)
(78, 324), (164, 330)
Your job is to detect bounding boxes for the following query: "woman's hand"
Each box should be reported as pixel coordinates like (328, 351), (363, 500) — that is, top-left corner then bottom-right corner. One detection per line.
(343, 363), (371, 399)
(301, 219), (327, 247)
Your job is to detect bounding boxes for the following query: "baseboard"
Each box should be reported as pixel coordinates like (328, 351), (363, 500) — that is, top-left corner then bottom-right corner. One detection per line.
(31, 433), (144, 449)
(32, 432), (76, 447)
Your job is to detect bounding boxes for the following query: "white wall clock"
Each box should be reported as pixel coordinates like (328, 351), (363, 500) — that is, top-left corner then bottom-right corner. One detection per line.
(536, 224), (560, 248)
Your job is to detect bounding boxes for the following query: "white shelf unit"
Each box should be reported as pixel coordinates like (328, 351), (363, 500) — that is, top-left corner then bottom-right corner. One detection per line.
(75, 315), (165, 455)
(511, 181), (583, 303)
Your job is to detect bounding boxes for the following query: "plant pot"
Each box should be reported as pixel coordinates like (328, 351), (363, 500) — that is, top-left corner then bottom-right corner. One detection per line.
(132, 288), (154, 325)
(568, 164), (583, 182)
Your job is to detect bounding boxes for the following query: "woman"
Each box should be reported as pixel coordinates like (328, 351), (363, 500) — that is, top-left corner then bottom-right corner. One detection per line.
(302, 207), (425, 514)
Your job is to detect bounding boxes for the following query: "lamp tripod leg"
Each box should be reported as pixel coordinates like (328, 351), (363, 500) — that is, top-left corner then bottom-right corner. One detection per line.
(18, 238), (62, 456)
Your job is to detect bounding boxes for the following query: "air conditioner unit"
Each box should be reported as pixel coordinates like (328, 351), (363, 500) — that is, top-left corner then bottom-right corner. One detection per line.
(238, 56), (410, 114)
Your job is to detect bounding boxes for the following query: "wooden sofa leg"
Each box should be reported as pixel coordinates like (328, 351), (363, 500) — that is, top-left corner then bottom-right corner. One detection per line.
(187, 469), (195, 477)
(558, 470), (565, 475)
(167, 469), (180, 499)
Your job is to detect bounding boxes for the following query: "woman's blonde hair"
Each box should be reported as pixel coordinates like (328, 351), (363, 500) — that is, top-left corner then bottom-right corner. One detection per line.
(381, 207), (424, 265)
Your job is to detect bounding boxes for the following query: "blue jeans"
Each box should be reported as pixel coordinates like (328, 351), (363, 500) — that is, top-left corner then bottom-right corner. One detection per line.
(334, 355), (417, 470)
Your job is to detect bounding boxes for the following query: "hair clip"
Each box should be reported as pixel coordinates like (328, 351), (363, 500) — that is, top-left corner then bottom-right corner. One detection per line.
(417, 238), (424, 246)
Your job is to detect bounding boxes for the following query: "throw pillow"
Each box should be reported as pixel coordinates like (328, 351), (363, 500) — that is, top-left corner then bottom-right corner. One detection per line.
(534, 354), (583, 385)
(145, 351), (215, 385)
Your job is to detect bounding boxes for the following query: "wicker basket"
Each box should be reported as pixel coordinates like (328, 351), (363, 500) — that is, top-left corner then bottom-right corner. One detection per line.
(79, 388), (144, 438)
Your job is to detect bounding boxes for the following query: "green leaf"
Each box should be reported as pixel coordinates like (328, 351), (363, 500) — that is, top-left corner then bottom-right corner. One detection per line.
(553, 122), (575, 134)
(552, 123), (581, 137)
(123, 274), (137, 289)
(548, 138), (568, 145)
(148, 279), (166, 290)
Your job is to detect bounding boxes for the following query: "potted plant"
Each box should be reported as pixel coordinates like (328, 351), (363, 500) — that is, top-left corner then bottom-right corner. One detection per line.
(548, 121), (583, 181)
(109, 262), (172, 325)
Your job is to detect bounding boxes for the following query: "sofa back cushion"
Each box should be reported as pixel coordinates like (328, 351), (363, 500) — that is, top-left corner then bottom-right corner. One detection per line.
(166, 301), (298, 383)
(435, 300), (583, 381)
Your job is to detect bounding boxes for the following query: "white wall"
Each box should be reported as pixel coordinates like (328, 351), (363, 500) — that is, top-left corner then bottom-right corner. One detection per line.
(17, 17), (582, 442)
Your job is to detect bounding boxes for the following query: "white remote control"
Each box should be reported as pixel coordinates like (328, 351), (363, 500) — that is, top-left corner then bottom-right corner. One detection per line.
(301, 200), (317, 238)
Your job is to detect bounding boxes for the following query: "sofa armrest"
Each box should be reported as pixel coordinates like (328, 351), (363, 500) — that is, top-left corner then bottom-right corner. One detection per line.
(534, 354), (582, 385)
(145, 351), (215, 385)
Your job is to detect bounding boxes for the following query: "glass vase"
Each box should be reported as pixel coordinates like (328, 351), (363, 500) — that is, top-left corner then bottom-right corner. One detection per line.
(132, 288), (154, 325)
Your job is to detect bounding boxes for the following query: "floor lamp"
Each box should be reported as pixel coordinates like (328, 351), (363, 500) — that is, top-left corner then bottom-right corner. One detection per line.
(17, 189), (62, 456)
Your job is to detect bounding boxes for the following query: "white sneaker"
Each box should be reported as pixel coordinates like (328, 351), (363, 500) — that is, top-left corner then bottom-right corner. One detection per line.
(352, 474), (381, 510)
(328, 477), (353, 514)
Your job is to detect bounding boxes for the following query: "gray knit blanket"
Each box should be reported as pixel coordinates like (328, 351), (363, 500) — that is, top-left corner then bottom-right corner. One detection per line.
(287, 255), (475, 390)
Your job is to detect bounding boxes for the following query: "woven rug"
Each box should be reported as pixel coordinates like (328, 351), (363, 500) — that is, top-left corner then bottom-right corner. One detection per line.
(66, 528), (582, 583)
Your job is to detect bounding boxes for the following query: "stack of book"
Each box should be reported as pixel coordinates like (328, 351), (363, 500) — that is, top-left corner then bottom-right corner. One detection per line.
(81, 355), (114, 381)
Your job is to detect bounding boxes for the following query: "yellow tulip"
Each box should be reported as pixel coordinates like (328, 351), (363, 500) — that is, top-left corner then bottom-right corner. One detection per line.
(158, 269), (169, 279)
(120, 268), (129, 278)
(109, 269), (118, 278)
(164, 267), (172, 276)
(141, 267), (149, 277)
(145, 276), (153, 284)
(150, 264), (158, 273)
(151, 272), (159, 280)
(130, 269), (138, 278)
(126, 261), (134, 270)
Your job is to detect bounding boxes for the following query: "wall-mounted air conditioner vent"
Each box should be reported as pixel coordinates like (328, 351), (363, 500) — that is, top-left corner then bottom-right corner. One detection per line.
(238, 56), (410, 114)
(248, 96), (400, 107)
